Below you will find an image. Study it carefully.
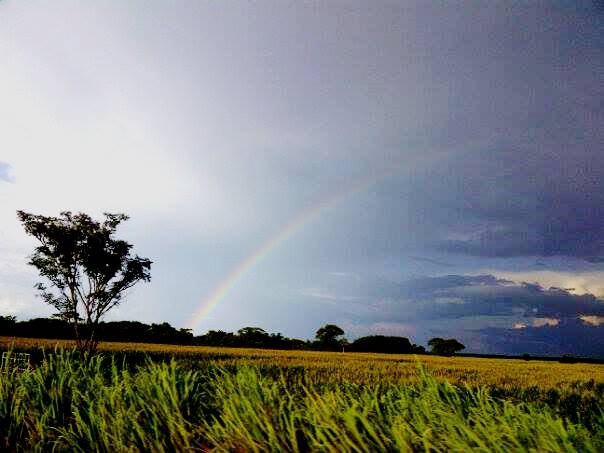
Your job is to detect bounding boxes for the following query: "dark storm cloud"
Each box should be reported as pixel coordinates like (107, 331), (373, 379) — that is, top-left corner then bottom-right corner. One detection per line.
(320, 274), (604, 323)
(584, 256), (604, 264)
(317, 273), (604, 356)
(401, 13), (604, 261)
(389, 274), (604, 320)
(421, 145), (604, 260)
(478, 319), (604, 358)
(0, 162), (14, 183)
(396, 275), (515, 297)
(299, 2), (604, 264)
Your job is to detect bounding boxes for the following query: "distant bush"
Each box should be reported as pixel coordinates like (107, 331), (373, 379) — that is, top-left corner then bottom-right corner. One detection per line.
(560, 354), (578, 364)
(428, 337), (465, 356)
(348, 335), (425, 354)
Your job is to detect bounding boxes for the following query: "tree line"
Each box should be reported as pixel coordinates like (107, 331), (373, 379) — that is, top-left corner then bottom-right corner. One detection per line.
(0, 315), (466, 355)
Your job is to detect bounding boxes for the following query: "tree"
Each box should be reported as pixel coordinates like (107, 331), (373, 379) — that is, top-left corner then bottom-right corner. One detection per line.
(17, 211), (151, 352)
(237, 327), (268, 338)
(349, 335), (414, 354)
(315, 324), (346, 350)
(237, 327), (270, 347)
(427, 337), (465, 356)
(194, 330), (236, 347)
(0, 315), (17, 335)
(315, 324), (344, 342)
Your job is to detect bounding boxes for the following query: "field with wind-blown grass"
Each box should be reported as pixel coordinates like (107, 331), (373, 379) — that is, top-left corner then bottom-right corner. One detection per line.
(1, 337), (603, 451)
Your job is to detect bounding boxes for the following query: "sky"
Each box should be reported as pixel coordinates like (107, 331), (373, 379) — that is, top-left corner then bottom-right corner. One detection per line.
(1, 1), (603, 356)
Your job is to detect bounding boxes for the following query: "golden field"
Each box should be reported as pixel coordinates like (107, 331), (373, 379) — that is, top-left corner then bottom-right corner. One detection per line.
(2, 335), (603, 390)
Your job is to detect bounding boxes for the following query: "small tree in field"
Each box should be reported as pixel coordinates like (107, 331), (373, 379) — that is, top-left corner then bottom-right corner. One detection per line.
(428, 337), (465, 356)
(315, 324), (346, 351)
(17, 211), (151, 353)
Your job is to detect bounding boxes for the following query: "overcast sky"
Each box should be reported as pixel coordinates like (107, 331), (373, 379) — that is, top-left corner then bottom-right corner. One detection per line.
(1, 1), (603, 356)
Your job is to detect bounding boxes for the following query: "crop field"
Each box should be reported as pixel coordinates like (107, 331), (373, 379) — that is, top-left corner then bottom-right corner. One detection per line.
(3, 336), (604, 389)
(1, 336), (604, 451)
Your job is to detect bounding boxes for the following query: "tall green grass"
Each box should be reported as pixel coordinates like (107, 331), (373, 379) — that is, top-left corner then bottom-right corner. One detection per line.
(0, 349), (602, 452)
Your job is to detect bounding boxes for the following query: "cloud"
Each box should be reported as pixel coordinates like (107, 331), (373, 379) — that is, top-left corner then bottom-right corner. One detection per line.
(479, 318), (604, 358)
(531, 317), (560, 328)
(339, 320), (417, 339)
(310, 273), (604, 325)
(396, 275), (516, 297)
(0, 296), (25, 316)
(299, 288), (360, 302)
(306, 273), (604, 355)
(584, 256), (604, 264)
(0, 162), (14, 183)
(391, 275), (604, 321)
(423, 144), (604, 261)
(328, 272), (361, 281)
(580, 315), (604, 327)
(409, 256), (453, 267)
(489, 270), (604, 299)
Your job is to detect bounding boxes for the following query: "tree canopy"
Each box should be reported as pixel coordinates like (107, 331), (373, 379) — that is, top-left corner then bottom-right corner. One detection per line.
(348, 335), (425, 354)
(428, 337), (465, 356)
(314, 324), (346, 350)
(17, 210), (151, 352)
(315, 324), (344, 342)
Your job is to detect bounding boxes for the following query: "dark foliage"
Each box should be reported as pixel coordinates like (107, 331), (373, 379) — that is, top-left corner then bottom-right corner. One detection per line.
(348, 335), (426, 354)
(194, 327), (309, 350)
(0, 315), (17, 336)
(1, 317), (192, 345)
(314, 324), (346, 351)
(0, 317), (310, 349)
(17, 210), (152, 352)
(428, 337), (466, 356)
(559, 354), (578, 364)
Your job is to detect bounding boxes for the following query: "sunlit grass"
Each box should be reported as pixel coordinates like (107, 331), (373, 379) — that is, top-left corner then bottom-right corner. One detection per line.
(1, 348), (602, 452)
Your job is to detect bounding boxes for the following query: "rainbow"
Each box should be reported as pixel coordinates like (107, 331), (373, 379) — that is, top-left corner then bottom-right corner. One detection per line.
(186, 151), (439, 331)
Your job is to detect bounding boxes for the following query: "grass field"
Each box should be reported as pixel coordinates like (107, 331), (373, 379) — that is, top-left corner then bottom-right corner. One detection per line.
(1, 336), (603, 451)
(3, 336), (604, 389)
